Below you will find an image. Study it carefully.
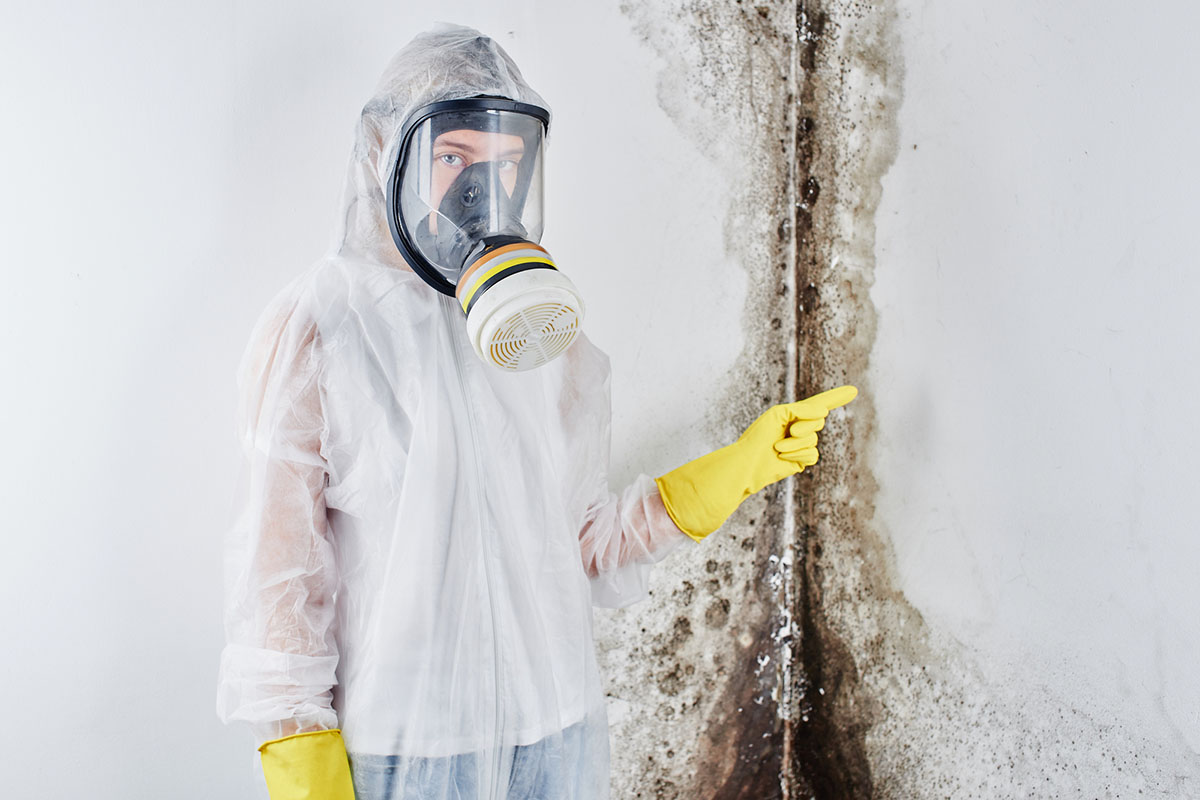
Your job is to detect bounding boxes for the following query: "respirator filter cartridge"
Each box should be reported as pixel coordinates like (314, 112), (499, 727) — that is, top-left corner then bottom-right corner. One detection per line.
(456, 243), (585, 371)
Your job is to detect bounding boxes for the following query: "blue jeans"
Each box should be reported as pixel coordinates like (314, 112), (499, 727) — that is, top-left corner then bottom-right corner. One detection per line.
(350, 722), (589, 800)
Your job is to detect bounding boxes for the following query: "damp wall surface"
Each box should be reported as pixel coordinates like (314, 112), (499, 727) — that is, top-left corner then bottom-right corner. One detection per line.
(604, 0), (1200, 797)
(865, 0), (1200, 794)
(599, 1), (898, 796)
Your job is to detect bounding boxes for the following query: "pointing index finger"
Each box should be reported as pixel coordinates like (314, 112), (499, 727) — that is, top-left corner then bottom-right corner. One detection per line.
(803, 385), (858, 412)
(784, 400), (829, 421)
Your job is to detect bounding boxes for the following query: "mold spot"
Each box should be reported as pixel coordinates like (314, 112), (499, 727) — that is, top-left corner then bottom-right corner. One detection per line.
(800, 282), (820, 312)
(802, 176), (821, 206)
(653, 777), (678, 800)
(657, 664), (685, 696)
(656, 615), (692, 654)
(672, 580), (695, 605)
(705, 597), (732, 628)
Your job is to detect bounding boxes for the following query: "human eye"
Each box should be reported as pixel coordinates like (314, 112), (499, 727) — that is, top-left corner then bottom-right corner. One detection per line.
(437, 153), (465, 167)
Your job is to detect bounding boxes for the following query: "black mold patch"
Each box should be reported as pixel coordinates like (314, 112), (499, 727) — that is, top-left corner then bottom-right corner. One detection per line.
(792, 516), (875, 797)
(704, 597), (732, 628)
(700, 622), (786, 800)
(786, 2), (876, 796)
(611, 1), (904, 798)
(692, 489), (792, 800)
(611, 2), (1200, 796)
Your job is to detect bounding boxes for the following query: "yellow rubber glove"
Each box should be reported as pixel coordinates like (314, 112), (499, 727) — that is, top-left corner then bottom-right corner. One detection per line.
(259, 729), (356, 800)
(655, 385), (858, 541)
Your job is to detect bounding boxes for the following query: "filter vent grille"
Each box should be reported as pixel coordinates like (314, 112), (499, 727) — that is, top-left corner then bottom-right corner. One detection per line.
(487, 301), (581, 370)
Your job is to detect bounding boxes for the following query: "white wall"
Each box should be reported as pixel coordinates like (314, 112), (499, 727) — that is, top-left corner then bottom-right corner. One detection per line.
(873, 0), (1200, 773)
(0, 2), (738, 797)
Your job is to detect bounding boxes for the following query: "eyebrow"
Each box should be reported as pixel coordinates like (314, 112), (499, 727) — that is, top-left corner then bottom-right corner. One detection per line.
(434, 135), (525, 158)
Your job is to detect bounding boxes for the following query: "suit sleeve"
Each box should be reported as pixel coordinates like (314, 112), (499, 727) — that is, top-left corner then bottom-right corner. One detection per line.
(578, 474), (691, 609)
(217, 284), (341, 744)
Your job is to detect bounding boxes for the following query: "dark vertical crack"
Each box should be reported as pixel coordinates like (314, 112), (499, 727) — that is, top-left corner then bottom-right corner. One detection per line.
(788, 2), (876, 798)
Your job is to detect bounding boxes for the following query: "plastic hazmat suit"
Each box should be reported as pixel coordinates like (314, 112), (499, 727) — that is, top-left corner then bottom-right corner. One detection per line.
(216, 25), (690, 800)
(217, 23), (858, 800)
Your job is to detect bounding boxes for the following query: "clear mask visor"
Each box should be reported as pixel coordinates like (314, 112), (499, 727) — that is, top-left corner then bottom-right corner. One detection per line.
(398, 109), (546, 284)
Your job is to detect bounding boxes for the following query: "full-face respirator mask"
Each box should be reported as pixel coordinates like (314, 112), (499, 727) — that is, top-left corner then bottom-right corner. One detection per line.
(386, 97), (584, 371)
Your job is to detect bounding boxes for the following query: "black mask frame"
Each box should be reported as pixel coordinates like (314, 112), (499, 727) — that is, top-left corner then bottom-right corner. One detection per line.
(385, 96), (551, 296)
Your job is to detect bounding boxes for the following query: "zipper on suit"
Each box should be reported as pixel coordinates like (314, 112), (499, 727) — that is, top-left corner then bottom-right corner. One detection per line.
(441, 297), (505, 800)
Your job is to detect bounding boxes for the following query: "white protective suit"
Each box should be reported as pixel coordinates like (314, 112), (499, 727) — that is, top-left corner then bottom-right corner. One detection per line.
(216, 24), (690, 800)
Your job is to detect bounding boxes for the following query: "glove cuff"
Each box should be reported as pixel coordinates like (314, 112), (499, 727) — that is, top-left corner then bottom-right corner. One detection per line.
(655, 474), (707, 542)
(655, 441), (748, 541)
(259, 729), (356, 800)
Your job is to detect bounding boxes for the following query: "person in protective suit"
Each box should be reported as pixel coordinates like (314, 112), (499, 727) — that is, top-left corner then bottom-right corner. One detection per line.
(217, 23), (856, 800)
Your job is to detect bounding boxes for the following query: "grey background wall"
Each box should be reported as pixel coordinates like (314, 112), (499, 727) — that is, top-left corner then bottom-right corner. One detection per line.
(2, 0), (1198, 798)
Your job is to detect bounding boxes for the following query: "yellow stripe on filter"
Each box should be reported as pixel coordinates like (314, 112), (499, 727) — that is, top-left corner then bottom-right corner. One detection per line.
(458, 242), (545, 286)
(459, 254), (557, 312)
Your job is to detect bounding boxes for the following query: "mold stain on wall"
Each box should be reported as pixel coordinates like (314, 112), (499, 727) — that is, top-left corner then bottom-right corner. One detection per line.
(600, 0), (904, 797)
(601, 2), (1197, 798)
(787, 2), (896, 797)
